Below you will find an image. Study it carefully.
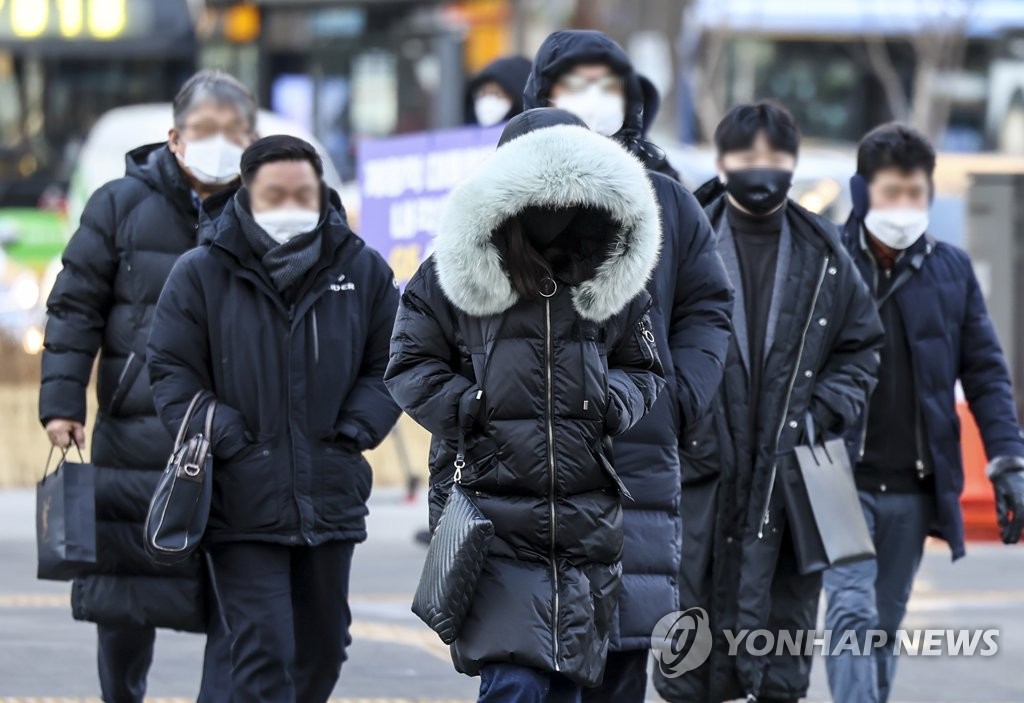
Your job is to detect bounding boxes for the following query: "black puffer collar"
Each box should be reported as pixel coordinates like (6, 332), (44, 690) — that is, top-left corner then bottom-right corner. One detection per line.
(125, 143), (201, 220)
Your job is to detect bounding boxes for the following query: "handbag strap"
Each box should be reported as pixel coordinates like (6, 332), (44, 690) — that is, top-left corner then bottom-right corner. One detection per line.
(42, 439), (84, 481)
(173, 390), (208, 451)
(204, 398), (216, 439)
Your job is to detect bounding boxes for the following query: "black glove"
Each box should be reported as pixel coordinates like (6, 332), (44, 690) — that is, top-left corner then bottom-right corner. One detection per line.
(986, 456), (1024, 544)
(458, 386), (484, 434)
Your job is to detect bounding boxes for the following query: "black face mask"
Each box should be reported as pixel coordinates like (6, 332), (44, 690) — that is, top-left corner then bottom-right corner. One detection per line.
(723, 168), (793, 216)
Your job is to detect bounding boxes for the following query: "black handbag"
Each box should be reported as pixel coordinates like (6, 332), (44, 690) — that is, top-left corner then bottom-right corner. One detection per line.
(36, 443), (96, 581)
(412, 445), (495, 644)
(785, 414), (875, 574)
(144, 391), (216, 566)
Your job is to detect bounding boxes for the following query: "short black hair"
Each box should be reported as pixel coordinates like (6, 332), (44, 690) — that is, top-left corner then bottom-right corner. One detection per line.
(856, 123), (936, 182)
(714, 101), (800, 156)
(240, 135), (323, 185)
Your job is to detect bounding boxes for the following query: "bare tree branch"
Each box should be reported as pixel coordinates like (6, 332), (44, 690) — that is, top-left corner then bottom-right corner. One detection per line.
(865, 35), (910, 121)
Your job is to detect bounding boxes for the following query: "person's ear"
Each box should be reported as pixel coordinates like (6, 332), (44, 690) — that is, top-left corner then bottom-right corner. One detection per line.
(168, 128), (183, 156)
(716, 157), (727, 183)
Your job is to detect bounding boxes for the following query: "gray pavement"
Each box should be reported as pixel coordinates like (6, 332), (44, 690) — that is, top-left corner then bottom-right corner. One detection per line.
(1, 487), (1023, 702)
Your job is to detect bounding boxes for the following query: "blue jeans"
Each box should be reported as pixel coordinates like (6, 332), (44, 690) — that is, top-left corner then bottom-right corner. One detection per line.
(823, 490), (933, 703)
(478, 663), (581, 703)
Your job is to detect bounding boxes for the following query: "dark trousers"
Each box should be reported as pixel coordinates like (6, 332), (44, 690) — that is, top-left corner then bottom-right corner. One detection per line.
(823, 490), (933, 703)
(96, 587), (232, 703)
(581, 649), (648, 703)
(478, 663), (581, 703)
(208, 540), (355, 703)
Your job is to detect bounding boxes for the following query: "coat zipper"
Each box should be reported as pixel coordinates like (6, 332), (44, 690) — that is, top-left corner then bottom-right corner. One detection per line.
(543, 281), (560, 671)
(312, 307), (320, 365)
(758, 256), (829, 539)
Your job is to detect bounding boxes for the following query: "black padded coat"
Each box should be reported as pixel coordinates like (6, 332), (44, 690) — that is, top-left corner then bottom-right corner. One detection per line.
(385, 115), (666, 686)
(39, 144), (228, 632)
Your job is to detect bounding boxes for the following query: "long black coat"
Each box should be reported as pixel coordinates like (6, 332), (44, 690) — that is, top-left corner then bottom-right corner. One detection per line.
(654, 181), (884, 702)
(524, 32), (735, 650)
(40, 144), (226, 632)
(385, 118), (665, 686)
(147, 191), (400, 545)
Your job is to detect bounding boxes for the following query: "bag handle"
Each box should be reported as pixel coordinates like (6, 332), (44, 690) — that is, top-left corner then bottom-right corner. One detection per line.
(803, 412), (834, 466)
(174, 390), (209, 451)
(42, 438), (84, 481)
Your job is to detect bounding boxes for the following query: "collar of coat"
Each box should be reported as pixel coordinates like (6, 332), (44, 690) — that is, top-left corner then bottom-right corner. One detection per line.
(434, 124), (662, 323)
(695, 175), (848, 258)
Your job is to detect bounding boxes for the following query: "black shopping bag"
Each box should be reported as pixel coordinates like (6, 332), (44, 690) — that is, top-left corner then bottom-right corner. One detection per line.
(36, 444), (97, 581)
(789, 414), (875, 574)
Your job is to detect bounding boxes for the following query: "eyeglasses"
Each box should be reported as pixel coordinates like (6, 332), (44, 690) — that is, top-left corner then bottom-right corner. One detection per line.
(556, 73), (624, 94)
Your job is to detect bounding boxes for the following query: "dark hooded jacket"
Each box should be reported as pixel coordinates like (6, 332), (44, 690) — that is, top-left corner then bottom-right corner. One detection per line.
(523, 30), (679, 180)
(384, 110), (666, 686)
(40, 143), (230, 632)
(840, 214), (1024, 560)
(653, 179), (883, 702)
(464, 55), (533, 125)
(525, 31), (734, 651)
(147, 188), (401, 545)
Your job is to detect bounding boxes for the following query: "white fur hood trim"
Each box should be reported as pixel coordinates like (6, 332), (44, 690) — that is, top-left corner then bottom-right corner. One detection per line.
(434, 124), (662, 322)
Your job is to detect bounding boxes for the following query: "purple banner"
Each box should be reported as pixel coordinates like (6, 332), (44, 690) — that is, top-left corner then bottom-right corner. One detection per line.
(357, 125), (503, 286)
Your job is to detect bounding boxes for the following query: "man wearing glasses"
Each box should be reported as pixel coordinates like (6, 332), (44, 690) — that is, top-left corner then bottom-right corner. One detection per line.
(39, 70), (257, 702)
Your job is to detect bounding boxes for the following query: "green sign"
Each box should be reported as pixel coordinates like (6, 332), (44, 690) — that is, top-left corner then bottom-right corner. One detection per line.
(0, 208), (67, 269)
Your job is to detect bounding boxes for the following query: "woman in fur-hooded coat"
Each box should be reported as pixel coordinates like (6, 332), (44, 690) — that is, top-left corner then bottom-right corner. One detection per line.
(385, 109), (666, 688)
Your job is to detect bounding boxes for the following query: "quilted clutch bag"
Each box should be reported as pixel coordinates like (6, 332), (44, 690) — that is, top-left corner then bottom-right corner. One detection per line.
(412, 481), (494, 644)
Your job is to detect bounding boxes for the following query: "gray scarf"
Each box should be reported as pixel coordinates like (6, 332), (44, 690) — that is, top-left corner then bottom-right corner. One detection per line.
(235, 191), (324, 297)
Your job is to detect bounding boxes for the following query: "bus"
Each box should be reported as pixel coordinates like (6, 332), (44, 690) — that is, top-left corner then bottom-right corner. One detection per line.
(0, 0), (196, 270)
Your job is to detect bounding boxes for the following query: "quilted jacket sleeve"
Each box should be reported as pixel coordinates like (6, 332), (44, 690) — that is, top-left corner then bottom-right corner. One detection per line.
(39, 184), (120, 425)
(604, 292), (667, 436)
(665, 184), (734, 429)
(147, 252), (252, 460)
(384, 260), (475, 441)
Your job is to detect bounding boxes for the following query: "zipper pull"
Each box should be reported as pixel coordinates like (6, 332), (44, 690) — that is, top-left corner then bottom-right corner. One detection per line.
(583, 400), (590, 411)
(758, 510), (769, 539)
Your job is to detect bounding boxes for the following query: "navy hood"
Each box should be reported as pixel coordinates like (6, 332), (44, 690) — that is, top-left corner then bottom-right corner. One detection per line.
(464, 55), (533, 125)
(523, 31), (644, 142)
(524, 30), (678, 180)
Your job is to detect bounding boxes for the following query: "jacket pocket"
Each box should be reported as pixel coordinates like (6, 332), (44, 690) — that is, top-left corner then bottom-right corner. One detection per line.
(213, 440), (282, 531)
(314, 440), (373, 525)
(679, 411), (720, 486)
(593, 444), (633, 501)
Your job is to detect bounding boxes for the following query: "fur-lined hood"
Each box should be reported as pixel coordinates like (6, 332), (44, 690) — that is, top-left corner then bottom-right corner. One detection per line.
(434, 122), (661, 322)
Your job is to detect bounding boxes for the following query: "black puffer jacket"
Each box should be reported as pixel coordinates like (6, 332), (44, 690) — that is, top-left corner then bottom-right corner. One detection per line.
(147, 190), (401, 545)
(523, 30), (679, 180)
(40, 144), (227, 632)
(385, 112), (665, 686)
(653, 180), (884, 702)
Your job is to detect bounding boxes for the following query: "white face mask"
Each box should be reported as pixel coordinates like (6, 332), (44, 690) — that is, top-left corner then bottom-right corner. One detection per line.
(553, 84), (625, 136)
(864, 207), (929, 250)
(474, 94), (512, 127)
(180, 133), (244, 186)
(253, 208), (320, 245)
